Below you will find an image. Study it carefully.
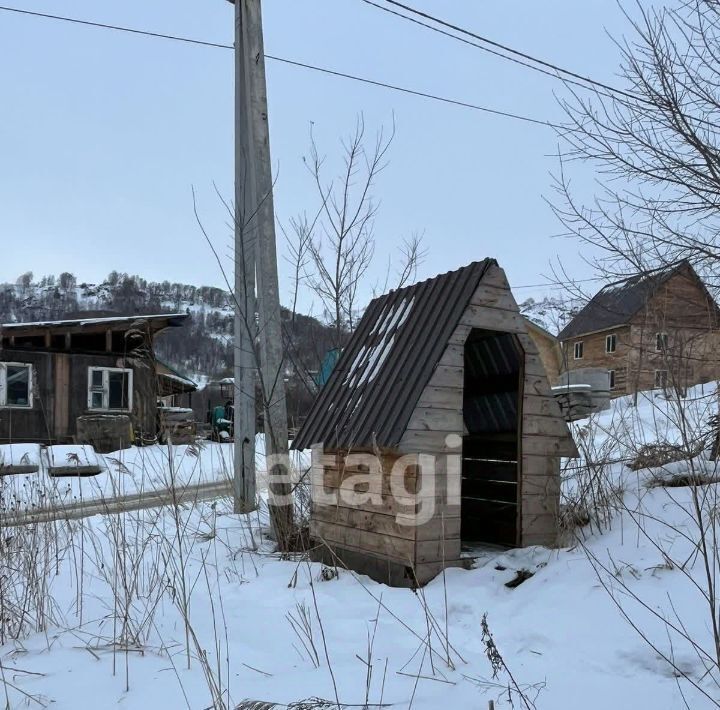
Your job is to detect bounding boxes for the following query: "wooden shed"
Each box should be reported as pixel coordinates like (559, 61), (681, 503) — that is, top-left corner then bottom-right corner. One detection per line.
(293, 260), (578, 587)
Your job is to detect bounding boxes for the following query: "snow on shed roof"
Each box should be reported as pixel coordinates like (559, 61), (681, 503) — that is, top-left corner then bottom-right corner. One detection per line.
(157, 370), (197, 393)
(293, 259), (496, 451)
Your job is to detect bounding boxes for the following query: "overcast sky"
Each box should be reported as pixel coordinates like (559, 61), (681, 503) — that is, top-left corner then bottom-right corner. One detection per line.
(0, 1), (633, 311)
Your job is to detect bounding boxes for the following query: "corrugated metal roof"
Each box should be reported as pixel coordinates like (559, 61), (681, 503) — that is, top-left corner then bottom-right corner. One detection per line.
(293, 260), (495, 450)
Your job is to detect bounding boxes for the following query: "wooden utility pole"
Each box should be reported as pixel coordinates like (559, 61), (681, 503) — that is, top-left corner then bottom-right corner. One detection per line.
(229, 0), (293, 543)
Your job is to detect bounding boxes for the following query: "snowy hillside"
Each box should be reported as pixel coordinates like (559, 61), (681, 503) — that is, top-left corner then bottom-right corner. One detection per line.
(0, 273), (336, 419)
(2, 385), (720, 708)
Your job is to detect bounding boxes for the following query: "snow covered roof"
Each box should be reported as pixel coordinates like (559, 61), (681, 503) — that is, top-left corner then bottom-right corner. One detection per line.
(2, 313), (189, 335)
(294, 260), (496, 450)
(158, 371), (197, 390)
(156, 360), (197, 394)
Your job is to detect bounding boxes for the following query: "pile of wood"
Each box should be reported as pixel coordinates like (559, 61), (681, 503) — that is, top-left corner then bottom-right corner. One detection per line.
(158, 407), (196, 445)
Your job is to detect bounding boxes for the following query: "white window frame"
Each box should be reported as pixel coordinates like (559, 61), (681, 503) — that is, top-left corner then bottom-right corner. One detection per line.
(654, 369), (668, 389)
(574, 341), (584, 360)
(87, 366), (133, 412)
(656, 332), (669, 352)
(608, 369), (616, 390)
(606, 334), (617, 353)
(0, 362), (33, 408)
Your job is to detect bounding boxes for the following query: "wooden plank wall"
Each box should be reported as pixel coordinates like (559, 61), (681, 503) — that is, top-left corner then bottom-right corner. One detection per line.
(310, 448), (419, 585)
(524, 321), (563, 382)
(53, 353), (70, 439)
(0, 349), (156, 444)
(0, 350), (55, 444)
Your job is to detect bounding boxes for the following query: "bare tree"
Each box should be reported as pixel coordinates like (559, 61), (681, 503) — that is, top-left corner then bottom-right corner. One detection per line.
(518, 294), (579, 334)
(290, 117), (424, 348)
(552, 3), (720, 701)
(58, 272), (76, 292)
(193, 185), (296, 552)
(553, 0), (720, 287)
(15, 272), (33, 292)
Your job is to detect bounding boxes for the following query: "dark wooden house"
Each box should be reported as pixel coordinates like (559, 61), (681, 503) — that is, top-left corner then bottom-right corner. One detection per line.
(293, 260), (577, 587)
(558, 262), (720, 396)
(0, 313), (193, 445)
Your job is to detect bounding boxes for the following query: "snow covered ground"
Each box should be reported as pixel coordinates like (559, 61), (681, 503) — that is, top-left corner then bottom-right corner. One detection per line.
(0, 437), (309, 515)
(2, 385), (720, 708)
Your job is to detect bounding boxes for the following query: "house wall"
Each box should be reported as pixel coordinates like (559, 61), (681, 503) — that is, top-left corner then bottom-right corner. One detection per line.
(0, 350), (54, 444)
(628, 270), (720, 392)
(525, 323), (563, 383)
(561, 269), (720, 396)
(310, 448), (431, 586)
(0, 349), (156, 444)
(560, 325), (632, 395)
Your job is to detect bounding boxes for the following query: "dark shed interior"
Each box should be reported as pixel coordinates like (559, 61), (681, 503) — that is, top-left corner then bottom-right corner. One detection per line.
(462, 329), (523, 547)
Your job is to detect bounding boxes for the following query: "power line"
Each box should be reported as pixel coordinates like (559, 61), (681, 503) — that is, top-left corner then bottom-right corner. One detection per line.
(512, 276), (605, 291)
(267, 55), (558, 127)
(0, 4), (558, 128)
(0, 5), (233, 50)
(365, 0), (642, 104)
(362, 0), (720, 133)
(359, 0), (625, 105)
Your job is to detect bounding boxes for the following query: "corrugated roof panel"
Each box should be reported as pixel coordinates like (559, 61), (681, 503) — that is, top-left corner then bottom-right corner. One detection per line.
(293, 260), (494, 450)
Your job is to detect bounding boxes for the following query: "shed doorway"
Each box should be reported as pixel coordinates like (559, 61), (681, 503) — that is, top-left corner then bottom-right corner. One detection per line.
(461, 329), (523, 548)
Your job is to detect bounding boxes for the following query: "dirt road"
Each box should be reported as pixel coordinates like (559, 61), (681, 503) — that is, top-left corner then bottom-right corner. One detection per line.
(1, 478), (233, 527)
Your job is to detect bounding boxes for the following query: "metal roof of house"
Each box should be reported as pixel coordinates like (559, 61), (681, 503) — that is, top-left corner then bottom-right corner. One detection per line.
(557, 261), (702, 340)
(1, 313), (189, 334)
(293, 259), (496, 450)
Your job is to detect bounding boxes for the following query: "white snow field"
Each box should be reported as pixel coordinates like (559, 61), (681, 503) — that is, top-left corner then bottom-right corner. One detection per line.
(0, 437), (309, 516)
(2, 384), (720, 708)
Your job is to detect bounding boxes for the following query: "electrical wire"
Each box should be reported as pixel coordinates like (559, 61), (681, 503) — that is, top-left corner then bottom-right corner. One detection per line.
(363, 0), (642, 104)
(0, 4), (558, 128)
(359, 0), (627, 105)
(360, 0), (720, 132)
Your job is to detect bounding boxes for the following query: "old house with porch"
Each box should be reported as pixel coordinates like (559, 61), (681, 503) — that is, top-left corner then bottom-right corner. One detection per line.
(0, 313), (195, 446)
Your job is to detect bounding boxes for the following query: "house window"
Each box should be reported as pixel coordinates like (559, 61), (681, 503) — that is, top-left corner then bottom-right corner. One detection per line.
(656, 332), (669, 352)
(574, 341), (584, 360)
(606, 334), (617, 353)
(0, 363), (33, 408)
(608, 370), (616, 390)
(87, 367), (133, 411)
(655, 369), (668, 389)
